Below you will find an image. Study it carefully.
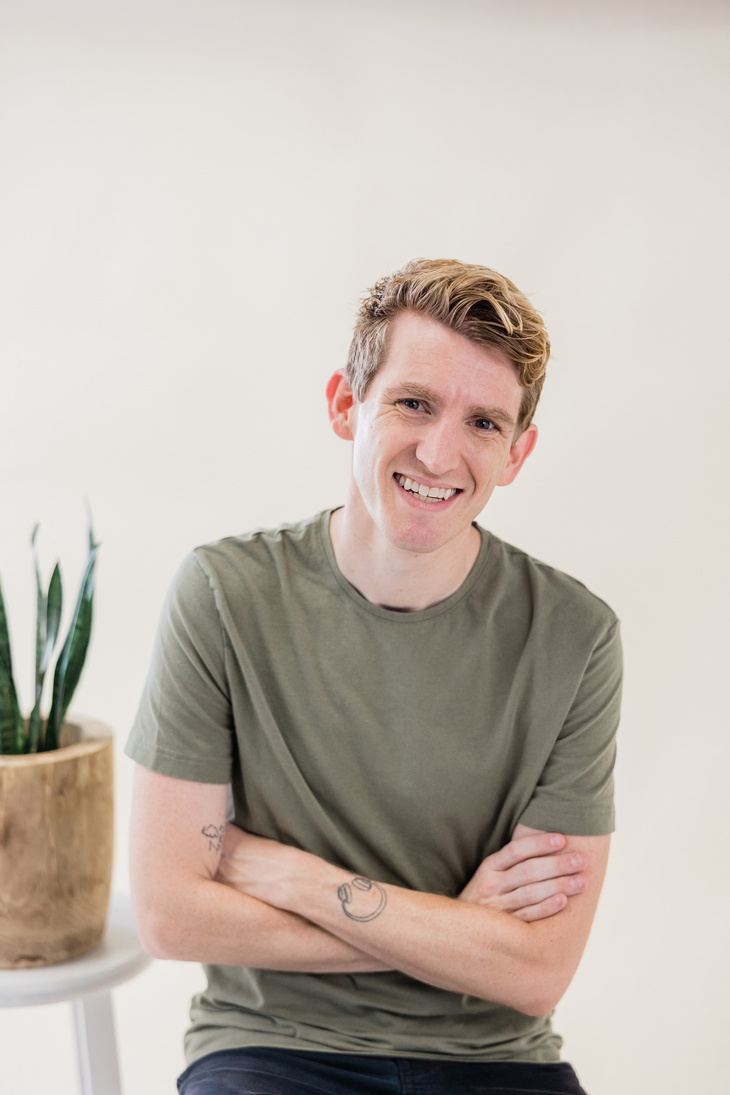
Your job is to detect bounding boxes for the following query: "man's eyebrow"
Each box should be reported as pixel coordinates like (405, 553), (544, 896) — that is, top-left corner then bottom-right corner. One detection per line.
(382, 383), (437, 404)
(382, 384), (517, 430)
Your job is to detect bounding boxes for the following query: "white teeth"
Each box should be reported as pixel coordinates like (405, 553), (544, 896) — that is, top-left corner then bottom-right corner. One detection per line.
(395, 475), (458, 501)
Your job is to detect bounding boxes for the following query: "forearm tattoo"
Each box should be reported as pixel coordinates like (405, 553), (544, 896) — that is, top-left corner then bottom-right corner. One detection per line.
(337, 877), (388, 922)
(201, 824), (224, 852)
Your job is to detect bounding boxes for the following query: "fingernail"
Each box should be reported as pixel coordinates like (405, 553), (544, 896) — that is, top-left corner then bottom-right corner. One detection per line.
(550, 834), (563, 848)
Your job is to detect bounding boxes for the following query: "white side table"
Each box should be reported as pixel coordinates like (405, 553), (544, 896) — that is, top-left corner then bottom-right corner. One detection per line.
(0, 892), (152, 1095)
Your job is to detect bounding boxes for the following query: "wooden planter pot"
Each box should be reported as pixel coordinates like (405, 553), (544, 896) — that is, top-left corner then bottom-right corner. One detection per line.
(0, 717), (114, 969)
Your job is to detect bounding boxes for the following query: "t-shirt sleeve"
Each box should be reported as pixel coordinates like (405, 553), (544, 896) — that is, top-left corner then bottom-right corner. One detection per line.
(125, 552), (235, 783)
(518, 617), (623, 836)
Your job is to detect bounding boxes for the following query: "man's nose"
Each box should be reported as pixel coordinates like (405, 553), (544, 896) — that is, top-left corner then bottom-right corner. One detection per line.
(414, 420), (461, 476)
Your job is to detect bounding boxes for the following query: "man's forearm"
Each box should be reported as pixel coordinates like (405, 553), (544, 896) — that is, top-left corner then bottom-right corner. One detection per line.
(135, 871), (390, 973)
(221, 831), (609, 1016)
(131, 768), (602, 998)
(130, 767), (390, 973)
(263, 857), (558, 1014)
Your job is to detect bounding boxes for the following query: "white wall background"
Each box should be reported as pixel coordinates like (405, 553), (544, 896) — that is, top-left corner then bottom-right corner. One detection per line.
(2, 1), (729, 1092)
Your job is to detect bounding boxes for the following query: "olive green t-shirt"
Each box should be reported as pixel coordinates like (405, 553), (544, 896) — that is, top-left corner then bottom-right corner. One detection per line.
(126, 509), (622, 1064)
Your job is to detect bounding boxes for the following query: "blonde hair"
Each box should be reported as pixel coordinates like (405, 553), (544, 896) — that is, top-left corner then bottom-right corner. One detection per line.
(346, 258), (550, 434)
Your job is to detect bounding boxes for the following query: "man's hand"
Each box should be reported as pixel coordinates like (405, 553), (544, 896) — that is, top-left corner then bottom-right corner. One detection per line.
(459, 824), (586, 922)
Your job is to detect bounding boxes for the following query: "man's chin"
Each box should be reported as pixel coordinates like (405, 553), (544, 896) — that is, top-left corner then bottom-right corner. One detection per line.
(381, 515), (467, 557)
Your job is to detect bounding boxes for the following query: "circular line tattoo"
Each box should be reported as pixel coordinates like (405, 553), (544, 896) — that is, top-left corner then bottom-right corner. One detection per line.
(337, 877), (388, 921)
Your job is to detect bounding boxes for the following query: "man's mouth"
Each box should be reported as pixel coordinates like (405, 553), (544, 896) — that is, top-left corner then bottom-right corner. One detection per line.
(394, 474), (460, 503)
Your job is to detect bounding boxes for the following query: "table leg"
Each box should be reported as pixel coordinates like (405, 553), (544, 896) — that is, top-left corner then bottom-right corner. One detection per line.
(72, 991), (122, 1095)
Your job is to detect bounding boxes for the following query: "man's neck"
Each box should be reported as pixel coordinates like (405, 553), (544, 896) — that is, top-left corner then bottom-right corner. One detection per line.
(328, 506), (482, 613)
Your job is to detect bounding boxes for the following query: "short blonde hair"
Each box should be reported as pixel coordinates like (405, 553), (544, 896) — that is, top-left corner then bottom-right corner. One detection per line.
(346, 258), (550, 434)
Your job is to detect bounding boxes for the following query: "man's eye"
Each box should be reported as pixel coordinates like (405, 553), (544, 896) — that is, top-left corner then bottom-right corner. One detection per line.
(399, 399), (424, 411)
(474, 418), (497, 432)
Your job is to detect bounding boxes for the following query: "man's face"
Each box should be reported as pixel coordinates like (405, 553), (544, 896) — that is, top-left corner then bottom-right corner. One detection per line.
(330, 310), (538, 556)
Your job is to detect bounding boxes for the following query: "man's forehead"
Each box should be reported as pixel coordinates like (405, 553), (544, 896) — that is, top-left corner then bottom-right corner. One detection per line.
(384, 310), (517, 375)
(373, 312), (524, 420)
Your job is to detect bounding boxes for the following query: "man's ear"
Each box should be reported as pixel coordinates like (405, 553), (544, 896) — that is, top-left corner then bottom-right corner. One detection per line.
(326, 370), (357, 441)
(497, 423), (538, 487)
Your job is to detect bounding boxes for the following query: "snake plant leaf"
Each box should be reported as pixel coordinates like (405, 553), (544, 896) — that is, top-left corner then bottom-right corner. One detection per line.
(0, 574), (23, 754)
(45, 545), (96, 751)
(32, 524), (43, 681)
(87, 502), (98, 554)
(29, 527), (44, 751)
(43, 565), (63, 673)
(28, 561), (63, 753)
(0, 654), (21, 753)
(30, 528), (63, 752)
(27, 700), (42, 753)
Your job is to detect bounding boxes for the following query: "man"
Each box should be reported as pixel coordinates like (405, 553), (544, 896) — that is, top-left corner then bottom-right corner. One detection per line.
(127, 259), (622, 1095)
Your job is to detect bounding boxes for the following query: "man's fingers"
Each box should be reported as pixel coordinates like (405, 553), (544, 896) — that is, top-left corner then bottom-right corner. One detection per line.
(491, 874), (586, 913)
(484, 845), (585, 893)
(500, 850), (585, 893)
(511, 892), (569, 923)
(488, 832), (566, 871)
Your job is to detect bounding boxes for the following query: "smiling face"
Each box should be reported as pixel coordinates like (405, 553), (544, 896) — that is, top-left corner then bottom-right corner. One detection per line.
(328, 310), (538, 559)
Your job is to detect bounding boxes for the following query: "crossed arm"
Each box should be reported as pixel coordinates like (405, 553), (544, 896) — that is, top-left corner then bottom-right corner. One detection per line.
(130, 765), (609, 1016)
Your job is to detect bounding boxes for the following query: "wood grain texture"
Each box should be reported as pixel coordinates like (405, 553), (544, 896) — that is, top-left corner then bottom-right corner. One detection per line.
(0, 718), (114, 968)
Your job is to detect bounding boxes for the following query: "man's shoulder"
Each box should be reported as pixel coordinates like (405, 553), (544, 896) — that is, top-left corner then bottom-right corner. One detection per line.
(480, 528), (619, 636)
(194, 510), (326, 567)
(183, 510), (331, 600)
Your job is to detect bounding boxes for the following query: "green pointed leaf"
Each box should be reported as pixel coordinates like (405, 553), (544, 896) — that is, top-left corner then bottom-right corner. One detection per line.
(32, 524), (44, 682)
(0, 574), (20, 708)
(42, 564), (63, 675)
(46, 546), (96, 751)
(28, 523), (64, 751)
(0, 656), (21, 753)
(27, 702), (42, 752)
(30, 529), (46, 751)
(0, 574), (23, 754)
(28, 564), (63, 751)
(87, 502), (97, 553)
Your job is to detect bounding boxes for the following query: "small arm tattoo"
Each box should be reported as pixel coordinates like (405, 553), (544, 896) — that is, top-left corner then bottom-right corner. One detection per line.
(201, 824), (224, 852)
(337, 877), (388, 922)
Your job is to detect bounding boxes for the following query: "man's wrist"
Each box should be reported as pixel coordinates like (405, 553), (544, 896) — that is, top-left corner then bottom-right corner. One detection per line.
(280, 853), (349, 921)
(282, 857), (392, 949)
(337, 877), (389, 922)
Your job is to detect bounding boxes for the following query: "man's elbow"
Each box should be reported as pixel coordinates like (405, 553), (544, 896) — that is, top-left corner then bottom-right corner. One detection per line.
(486, 982), (567, 1019)
(133, 898), (179, 960)
(515, 986), (565, 1019)
(130, 853), (217, 960)
(471, 957), (575, 1018)
(509, 962), (576, 1018)
(131, 873), (204, 960)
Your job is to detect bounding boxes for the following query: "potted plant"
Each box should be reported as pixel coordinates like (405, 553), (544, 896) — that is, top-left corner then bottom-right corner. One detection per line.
(0, 519), (113, 969)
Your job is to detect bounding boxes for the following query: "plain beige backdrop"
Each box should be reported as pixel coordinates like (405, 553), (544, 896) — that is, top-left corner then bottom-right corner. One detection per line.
(1, 1), (729, 1092)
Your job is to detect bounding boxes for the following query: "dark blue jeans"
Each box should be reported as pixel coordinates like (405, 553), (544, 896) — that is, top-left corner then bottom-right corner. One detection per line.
(177, 1048), (589, 1094)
